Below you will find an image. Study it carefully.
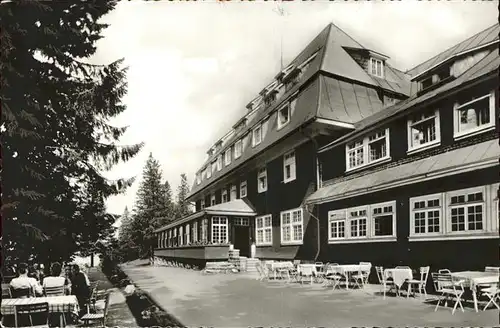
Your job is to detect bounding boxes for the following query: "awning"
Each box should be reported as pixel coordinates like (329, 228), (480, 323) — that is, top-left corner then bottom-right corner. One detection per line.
(307, 139), (498, 205)
(154, 199), (257, 233)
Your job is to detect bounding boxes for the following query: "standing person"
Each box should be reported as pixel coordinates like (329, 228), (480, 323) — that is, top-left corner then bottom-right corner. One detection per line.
(70, 265), (90, 316)
(9, 263), (43, 297)
(42, 262), (71, 295)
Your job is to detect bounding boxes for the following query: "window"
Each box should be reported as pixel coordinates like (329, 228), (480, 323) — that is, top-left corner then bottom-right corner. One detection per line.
(211, 194), (216, 206)
(216, 155), (222, 171)
(370, 58), (384, 78)
(192, 222), (198, 242)
(210, 162), (216, 177)
(224, 148), (231, 166)
(179, 226), (183, 245)
(277, 104), (291, 129)
(349, 208), (368, 238)
(201, 219), (208, 242)
(372, 202), (396, 237)
(283, 150), (296, 183)
(200, 199), (205, 210)
(211, 216), (228, 244)
(173, 228), (177, 247)
(168, 230), (172, 247)
(196, 172), (201, 185)
(454, 91), (494, 137)
(222, 190), (228, 203)
(408, 109), (440, 151)
(234, 217), (249, 226)
(448, 188), (485, 233)
(240, 181), (247, 198)
(410, 194), (442, 237)
(234, 140), (242, 159)
(185, 224), (190, 245)
(256, 215), (272, 245)
(328, 210), (346, 240)
(230, 185), (237, 200)
(252, 124), (262, 147)
(257, 167), (267, 193)
(346, 129), (390, 171)
(280, 208), (303, 244)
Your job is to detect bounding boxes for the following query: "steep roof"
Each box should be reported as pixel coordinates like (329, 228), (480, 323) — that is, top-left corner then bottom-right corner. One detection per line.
(407, 23), (499, 78)
(188, 23), (411, 199)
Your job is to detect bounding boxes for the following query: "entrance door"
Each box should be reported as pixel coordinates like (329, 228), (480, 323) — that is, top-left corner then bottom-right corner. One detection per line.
(233, 226), (251, 257)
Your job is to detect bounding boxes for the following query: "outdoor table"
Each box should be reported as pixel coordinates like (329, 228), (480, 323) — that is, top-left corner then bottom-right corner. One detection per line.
(1, 295), (79, 327)
(326, 264), (371, 290)
(451, 271), (499, 312)
(384, 268), (413, 292)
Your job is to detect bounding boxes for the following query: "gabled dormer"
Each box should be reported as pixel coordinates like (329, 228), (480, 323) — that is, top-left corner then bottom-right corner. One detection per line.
(343, 47), (390, 79)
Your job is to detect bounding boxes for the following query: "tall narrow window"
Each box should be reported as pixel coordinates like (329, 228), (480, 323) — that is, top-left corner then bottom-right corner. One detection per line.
(240, 181), (247, 198)
(283, 150), (296, 183)
(201, 219), (208, 242)
(211, 194), (216, 206)
(252, 124), (262, 146)
(370, 58), (384, 77)
(408, 109), (440, 151)
(230, 185), (237, 200)
(277, 104), (291, 129)
(256, 215), (272, 245)
(200, 199), (205, 210)
(222, 190), (228, 203)
(349, 208), (368, 238)
(168, 230), (172, 247)
(192, 222), (198, 243)
(196, 172), (201, 185)
(173, 228), (177, 247)
(372, 202), (395, 237)
(210, 162), (215, 177)
(257, 167), (267, 193)
(224, 148), (231, 166)
(234, 140), (242, 159)
(179, 226), (183, 246)
(211, 217), (228, 244)
(328, 210), (346, 240)
(185, 224), (190, 245)
(216, 155), (223, 171)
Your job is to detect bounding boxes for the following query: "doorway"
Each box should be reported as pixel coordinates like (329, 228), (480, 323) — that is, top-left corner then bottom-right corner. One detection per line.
(233, 225), (251, 257)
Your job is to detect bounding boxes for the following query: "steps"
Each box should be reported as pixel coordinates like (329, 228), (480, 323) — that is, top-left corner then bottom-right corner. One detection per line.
(246, 258), (259, 273)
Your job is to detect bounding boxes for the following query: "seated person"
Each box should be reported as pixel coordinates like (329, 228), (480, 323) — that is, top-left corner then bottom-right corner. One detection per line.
(42, 262), (71, 295)
(70, 265), (90, 316)
(9, 263), (43, 297)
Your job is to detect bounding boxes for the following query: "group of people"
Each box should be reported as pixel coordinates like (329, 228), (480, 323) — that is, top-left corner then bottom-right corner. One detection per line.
(8, 262), (91, 315)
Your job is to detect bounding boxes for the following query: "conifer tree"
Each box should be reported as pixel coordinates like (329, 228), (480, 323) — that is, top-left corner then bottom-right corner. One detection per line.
(1, 1), (142, 263)
(175, 173), (193, 218)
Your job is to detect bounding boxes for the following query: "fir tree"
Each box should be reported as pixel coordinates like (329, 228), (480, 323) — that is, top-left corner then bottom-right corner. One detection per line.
(1, 1), (142, 264)
(175, 173), (193, 218)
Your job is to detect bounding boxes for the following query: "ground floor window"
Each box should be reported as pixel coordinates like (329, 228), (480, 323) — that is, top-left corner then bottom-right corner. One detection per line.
(211, 216), (228, 244)
(179, 226), (184, 245)
(256, 215), (272, 246)
(201, 219), (208, 242)
(280, 208), (303, 244)
(192, 222), (198, 242)
(168, 230), (172, 247)
(185, 224), (190, 245)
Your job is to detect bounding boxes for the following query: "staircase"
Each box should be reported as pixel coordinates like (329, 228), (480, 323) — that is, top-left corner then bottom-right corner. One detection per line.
(246, 258), (259, 273)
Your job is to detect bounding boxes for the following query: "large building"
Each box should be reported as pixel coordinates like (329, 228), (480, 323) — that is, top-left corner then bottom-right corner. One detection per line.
(154, 22), (499, 270)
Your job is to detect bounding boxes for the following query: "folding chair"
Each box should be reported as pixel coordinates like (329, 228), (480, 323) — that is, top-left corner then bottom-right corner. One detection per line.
(81, 292), (110, 328)
(14, 302), (49, 328)
(407, 266), (430, 299)
(375, 266), (397, 298)
(324, 264), (343, 290)
(431, 272), (464, 314)
(481, 280), (500, 310)
(299, 265), (314, 285)
(352, 262), (371, 288)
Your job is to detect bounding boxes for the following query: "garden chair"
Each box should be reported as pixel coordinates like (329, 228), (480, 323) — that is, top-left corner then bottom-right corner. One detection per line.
(14, 302), (49, 328)
(324, 263), (343, 290)
(44, 285), (65, 297)
(81, 291), (111, 327)
(352, 262), (372, 288)
(10, 287), (34, 299)
(2, 283), (12, 298)
(375, 266), (397, 298)
(431, 272), (464, 314)
(485, 266), (500, 273)
(407, 266), (430, 299)
(299, 265), (315, 285)
(481, 280), (500, 310)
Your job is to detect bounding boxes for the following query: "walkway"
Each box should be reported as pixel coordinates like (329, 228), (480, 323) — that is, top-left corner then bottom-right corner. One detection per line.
(121, 263), (499, 327)
(86, 266), (137, 327)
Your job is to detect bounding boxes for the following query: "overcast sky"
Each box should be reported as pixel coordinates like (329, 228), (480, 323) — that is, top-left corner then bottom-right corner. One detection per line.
(90, 0), (498, 217)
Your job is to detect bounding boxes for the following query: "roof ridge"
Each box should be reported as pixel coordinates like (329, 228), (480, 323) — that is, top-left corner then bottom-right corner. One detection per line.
(328, 22), (367, 50)
(406, 23), (499, 74)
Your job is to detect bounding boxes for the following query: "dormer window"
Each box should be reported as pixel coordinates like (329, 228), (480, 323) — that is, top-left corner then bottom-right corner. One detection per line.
(277, 104), (291, 130)
(234, 140), (242, 159)
(370, 58), (384, 78)
(346, 128), (390, 171)
(224, 148), (231, 166)
(216, 155), (222, 171)
(196, 172), (201, 185)
(418, 65), (452, 93)
(252, 124), (262, 147)
(454, 90), (495, 138)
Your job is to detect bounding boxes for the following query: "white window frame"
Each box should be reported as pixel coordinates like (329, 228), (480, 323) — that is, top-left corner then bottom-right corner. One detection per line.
(256, 214), (272, 246)
(192, 222), (198, 243)
(222, 190), (228, 203)
(240, 181), (247, 198)
(234, 217), (249, 226)
(370, 57), (384, 78)
(211, 216), (228, 244)
(185, 224), (190, 245)
(283, 150), (296, 183)
(168, 230), (172, 247)
(453, 90), (495, 139)
(328, 210), (347, 240)
(196, 172), (201, 185)
(407, 109), (441, 153)
(179, 226), (183, 246)
(216, 155), (223, 171)
(371, 201), (397, 239)
(252, 124), (262, 147)
(224, 148), (231, 166)
(234, 140), (242, 159)
(230, 185), (237, 200)
(277, 103), (291, 130)
(447, 186), (486, 235)
(346, 128), (390, 172)
(210, 194), (216, 206)
(207, 165), (212, 179)
(409, 193), (443, 238)
(257, 167), (267, 193)
(200, 199), (205, 210)
(201, 219), (208, 242)
(348, 206), (369, 239)
(210, 162), (216, 177)
(280, 208), (304, 245)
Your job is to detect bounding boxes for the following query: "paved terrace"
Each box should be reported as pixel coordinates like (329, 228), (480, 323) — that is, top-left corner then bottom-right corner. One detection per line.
(120, 263), (499, 327)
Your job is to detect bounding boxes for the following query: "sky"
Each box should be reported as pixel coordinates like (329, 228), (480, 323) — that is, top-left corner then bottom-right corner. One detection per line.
(89, 0), (498, 218)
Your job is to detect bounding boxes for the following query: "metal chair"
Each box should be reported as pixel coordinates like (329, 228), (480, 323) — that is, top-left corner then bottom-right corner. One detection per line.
(407, 266), (430, 299)
(431, 272), (464, 314)
(14, 302), (49, 328)
(375, 266), (397, 298)
(44, 285), (65, 297)
(324, 263), (344, 290)
(81, 292), (110, 328)
(10, 287), (34, 299)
